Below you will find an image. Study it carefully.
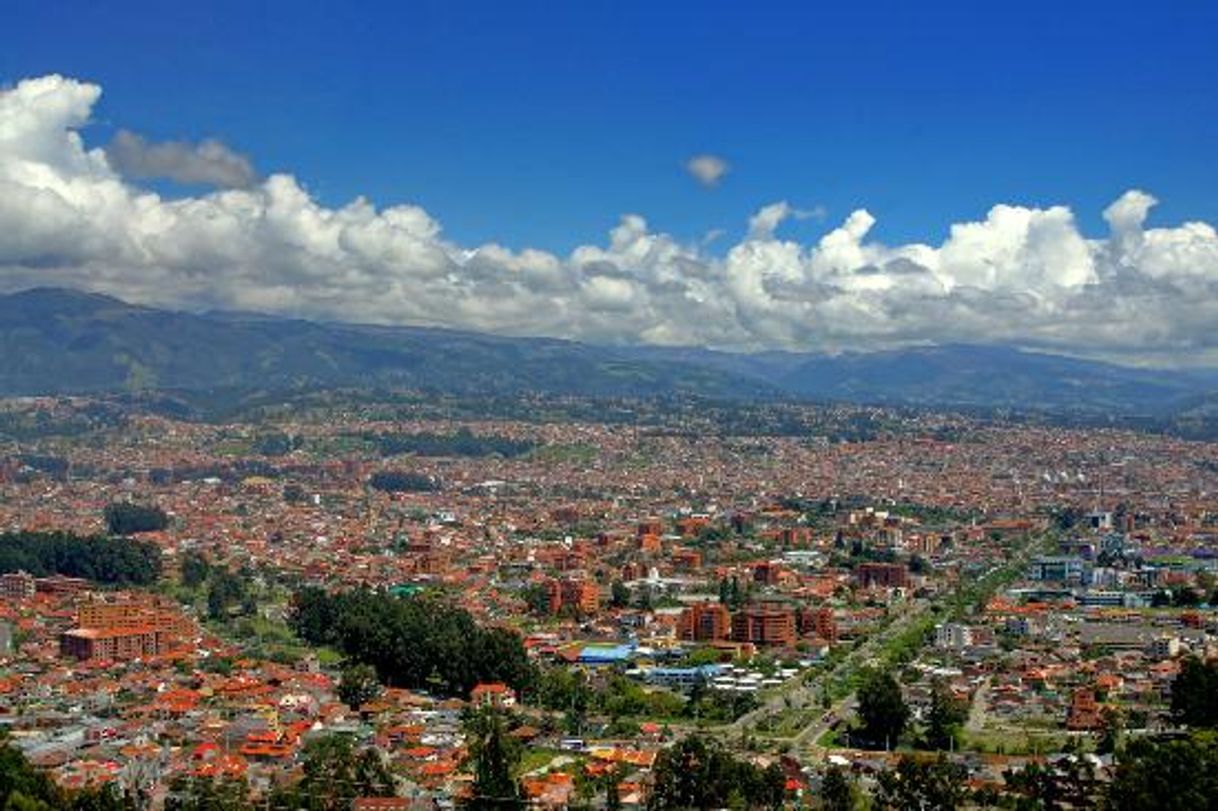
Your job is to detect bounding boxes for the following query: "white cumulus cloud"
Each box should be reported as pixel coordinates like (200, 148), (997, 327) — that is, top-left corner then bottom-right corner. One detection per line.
(3, 74), (1218, 362)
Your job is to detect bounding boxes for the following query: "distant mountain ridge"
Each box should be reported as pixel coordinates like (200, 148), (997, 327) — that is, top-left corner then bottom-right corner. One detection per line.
(0, 287), (777, 400)
(0, 287), (1214, 416)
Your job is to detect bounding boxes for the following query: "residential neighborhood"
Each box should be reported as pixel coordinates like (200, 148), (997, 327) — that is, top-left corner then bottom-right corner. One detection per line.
(3, 393), (1218, 807)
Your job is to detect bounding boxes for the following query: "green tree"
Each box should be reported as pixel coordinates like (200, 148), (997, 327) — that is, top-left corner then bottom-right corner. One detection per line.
(289, 587), (536, 698)
(606, 776), (622, 811)
(729, 577), (742, 610)
(0, 736), (63, 810)
(647, 735), (783, 810)
(165, 775), (250, 811)
(68, 783), (136, 811)
(520, 583), (550, 615)
(819, 765), (856, 811)
(874, 755), (968, 811)
(104, 502), (169, 535)
(338, 663), (383, 711)
(181, 552), (211, 589)
(1053, 741), (1099, 810)
(1172, 656), (1218, 727)
(923, 679), (966, 751)
(610, 580), (630, 608)
(856, 669), (909, 749)
(1001, 760), (1061, 810)
(1097, 705), (1124, 755)
(1107, 732), (1218, 811)
(368, 471), (439, 493)
(463, 708), (523, 810)
(269, 734), (394, 811)
(206, 569), (248, 621)
(0, 530), (160, 586)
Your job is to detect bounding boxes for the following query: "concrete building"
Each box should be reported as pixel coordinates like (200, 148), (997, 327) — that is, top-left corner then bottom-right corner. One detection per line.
(0, 570), (35, 600)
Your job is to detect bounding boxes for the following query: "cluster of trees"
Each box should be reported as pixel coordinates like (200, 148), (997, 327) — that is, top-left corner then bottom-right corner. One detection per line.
(251, 432), (304, 456)
(367, 470), (441, 493)
(0, 407), (124, 442)
(460, 706), (625, 810)
(180, 553), (258, 621)
(463, 708), (524, 809)
(827, 658), (1218, 808)
(875, 755), (970, 810)
(1, 735), (135, 811)
(206, 569), (255, 621)
(1150, 586), (1213, 608)
(854, 669), (910, 749)
(268, 735), (395, 811)
(646, 735), (785, 810)
(923, 680), (969, 751)
(854, 670), (966, 752)
(1106, 731), (1218, 810)
(0, 531), (161, 585)
(817, 749), (1089, 810)
(822, 731), (1218, 810)
(146, 460), (278, 486)
(166, 734), (395, 811)
(367, 428), (535, 458)
(15, 453), (70, 480)
(1171, 655), (1218, 726)
(718, 576), (753, 610)
(103, 502), (170, 535)
(289, 587), (534, 697)
(892, 736), (1218, 809)
(534, 669), (757, 730)
(337, 663), (382, 711)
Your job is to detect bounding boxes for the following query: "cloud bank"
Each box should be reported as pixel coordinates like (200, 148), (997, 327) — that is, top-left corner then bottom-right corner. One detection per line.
(3, 74), (1218, 360)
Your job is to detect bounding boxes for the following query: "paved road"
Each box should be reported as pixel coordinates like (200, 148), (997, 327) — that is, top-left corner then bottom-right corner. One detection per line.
(799, 694), (857, 753)
(648, 533), (1055, 754)
(964, 675), (992, 735)
(727, 598), (933, 739)
(788, 536), (1052, 756)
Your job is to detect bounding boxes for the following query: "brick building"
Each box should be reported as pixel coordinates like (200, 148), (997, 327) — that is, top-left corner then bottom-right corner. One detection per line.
(856, 562), (910, 590)
(1066, 687), (1102, 731)
(677, 602), (731, 642)
(670, 548), (702, 571)
(77, 598), (195, 642)
(544, 578), (600, 615)
(797, 606), (838, 642)
(731, 605), (797, 647)
(751, 561), (784, 586)
(60, 626), (170, 661)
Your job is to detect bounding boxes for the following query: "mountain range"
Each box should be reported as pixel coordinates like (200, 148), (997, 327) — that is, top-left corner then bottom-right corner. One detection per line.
(1, 287), (1215, 419)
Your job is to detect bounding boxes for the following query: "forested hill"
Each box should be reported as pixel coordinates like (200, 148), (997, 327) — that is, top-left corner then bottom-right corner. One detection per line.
(2, 287), (1216, 417)
(0, 288), (775, 400)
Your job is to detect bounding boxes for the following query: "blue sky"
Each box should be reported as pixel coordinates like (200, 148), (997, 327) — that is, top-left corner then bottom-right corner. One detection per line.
(5, 0), (1216, 253)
